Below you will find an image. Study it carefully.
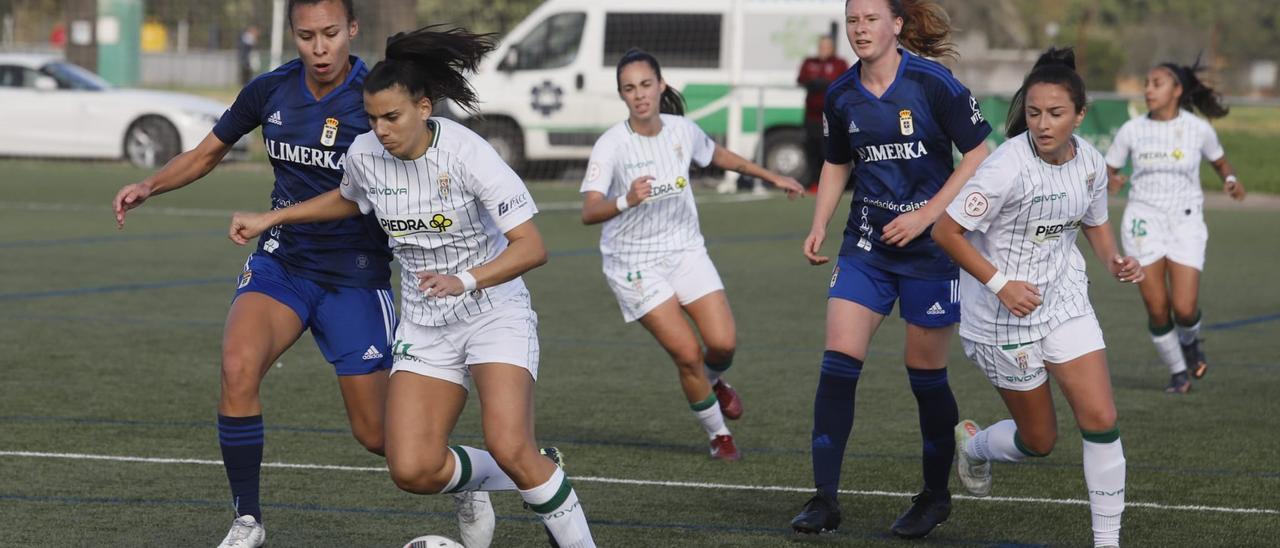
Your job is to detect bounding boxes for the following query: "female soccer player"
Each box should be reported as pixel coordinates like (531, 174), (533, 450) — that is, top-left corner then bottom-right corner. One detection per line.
(790, 0), (991, 538)
(579, 49), (805, 462)
(230, 26), (596, 548)
(111, 2), (490, 546)
(1105, 59), (1245, 393)
(933, 47), (1142, 548)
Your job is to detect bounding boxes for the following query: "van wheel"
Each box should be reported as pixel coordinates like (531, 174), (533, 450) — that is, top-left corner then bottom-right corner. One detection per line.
(471, 120), (526, 174)
(763, 128), (809, 182)
(124, 116), (181, 168)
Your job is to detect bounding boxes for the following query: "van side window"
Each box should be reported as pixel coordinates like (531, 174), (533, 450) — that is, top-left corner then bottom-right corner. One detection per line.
(507, 12), (586, 71)
(604, 13), (722, 68)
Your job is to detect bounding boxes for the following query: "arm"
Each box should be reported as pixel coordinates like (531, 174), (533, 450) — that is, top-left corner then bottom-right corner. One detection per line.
(1081, 223), (1144, 284)
(113, 132), (234, 228)
(580, 176), (654, 225)
(881, 142), (990, 247)
(802, 161), (852, 265)
(416, 219), (548, 298)
(710, 144), (805, 198)
(1106, 165), (1128, 195)
(1211, 156), (1246, 201)
(228, 189), (361, 245)
(931, 213), (1043, 318)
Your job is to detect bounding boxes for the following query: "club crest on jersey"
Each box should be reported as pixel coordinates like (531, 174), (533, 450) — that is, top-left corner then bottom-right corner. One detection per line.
(320, 117), (339, 147)
(674, 143), (684, 162)
(830, 266), (840, 288)
(438, 172), (451, 198)
(237, 269), (253, 289)
(898, 109), (915, 136)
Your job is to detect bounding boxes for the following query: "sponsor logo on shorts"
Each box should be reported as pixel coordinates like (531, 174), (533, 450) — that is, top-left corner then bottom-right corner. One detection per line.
(362, 345), (383, 360)
(1004, 368), (1045, 384)
(926, 302), (946, 315)
(237, 269), (252, 289)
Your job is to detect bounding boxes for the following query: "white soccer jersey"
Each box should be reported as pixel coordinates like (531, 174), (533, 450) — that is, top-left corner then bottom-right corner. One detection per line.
(580, 114), (716, 268)
(1105, 109), (1224, 211)
(946, 133), (1110, 346)
(340, 118), (538, 326)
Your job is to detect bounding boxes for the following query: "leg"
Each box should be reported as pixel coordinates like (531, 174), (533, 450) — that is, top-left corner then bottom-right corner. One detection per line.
(683, 290), (742, 418)
(383, 371), (468, 494)
(1137, 259), (1189, 388)
(902, 323), (959, 493)
(472, 364), (595, 547)
(336, 371), (389, 455)
(1168, 261), (1207, 378)
(217, 292), (304, 526)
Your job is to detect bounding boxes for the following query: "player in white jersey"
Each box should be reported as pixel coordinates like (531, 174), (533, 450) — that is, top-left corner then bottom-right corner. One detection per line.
(1104, 59), (1246, 393)
(229, 27), (595, 547)
(580, 49), (804, 461)
(933, 48), (1144, 548)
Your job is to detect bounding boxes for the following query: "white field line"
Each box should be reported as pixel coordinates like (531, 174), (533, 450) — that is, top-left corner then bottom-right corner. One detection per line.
(2, 450), (1275, 516)
(0, 193), (771, 218)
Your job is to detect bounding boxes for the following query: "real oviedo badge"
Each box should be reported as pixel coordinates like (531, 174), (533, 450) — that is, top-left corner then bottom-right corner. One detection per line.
(321, 117), (340, 147)
(898, 109), (914, 136)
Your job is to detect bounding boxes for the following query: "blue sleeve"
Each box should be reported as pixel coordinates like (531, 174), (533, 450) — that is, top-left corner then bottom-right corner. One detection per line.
(823, 90), (852, 164)
(212, 77), (266, 145)
(931, 77), (991, 154)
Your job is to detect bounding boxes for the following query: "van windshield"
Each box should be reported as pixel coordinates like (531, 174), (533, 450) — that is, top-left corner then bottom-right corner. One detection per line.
(507, 12), (586, 71)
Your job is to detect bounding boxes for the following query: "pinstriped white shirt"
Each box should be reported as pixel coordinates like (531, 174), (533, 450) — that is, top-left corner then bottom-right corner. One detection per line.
(1105, 109), (1224, 211)
(581, 114), (716, 269)
(947, 133), (1109, 346)
(340, 118), (537, 326)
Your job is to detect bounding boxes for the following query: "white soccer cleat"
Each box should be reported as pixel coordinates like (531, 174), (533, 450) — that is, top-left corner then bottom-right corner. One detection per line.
(451, 490), (495, 548)
(217, 515), (265, 548)
(955, 419), (992, 497)
(403, 535), (465, 548)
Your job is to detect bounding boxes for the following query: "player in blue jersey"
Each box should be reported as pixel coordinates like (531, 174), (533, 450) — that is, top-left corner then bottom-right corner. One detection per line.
(110, 2), (492, 547)
(790, 0), (992, 539)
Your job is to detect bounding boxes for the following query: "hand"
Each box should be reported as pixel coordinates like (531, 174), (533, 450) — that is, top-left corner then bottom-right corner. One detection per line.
(996, 280), (1042, 318)
(1107, 172), (1127, 195)
(770, 175), (806, 200)
(626, 175), (654, 207)
(1224, 178), (1246, 201)
(881, 209), (933, 247)
(416, 272), (465, 298)
(112, 182), (153, 229)
(803, 228), (828, 265)
(228, 211), (276, 245)
(1108, 255), (1144, 284)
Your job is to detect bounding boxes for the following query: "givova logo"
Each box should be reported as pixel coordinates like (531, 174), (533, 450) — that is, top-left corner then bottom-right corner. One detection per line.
(1029, 218), (1082, 244)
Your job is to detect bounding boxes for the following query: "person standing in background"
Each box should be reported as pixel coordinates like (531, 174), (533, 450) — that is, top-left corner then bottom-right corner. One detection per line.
(796, 35), (848, 187)
(239, 24), (260, 85)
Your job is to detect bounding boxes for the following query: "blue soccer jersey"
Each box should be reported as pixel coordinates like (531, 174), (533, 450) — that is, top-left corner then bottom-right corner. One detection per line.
(213, 56), (391, 289)
(824, 49), (992, 280)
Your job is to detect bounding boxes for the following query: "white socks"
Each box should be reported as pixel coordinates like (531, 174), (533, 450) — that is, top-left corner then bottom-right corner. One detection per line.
(1176, 317), (1202, 346)
(1150, 330), (1186, 375)
(520, 467), (595, 548)
(966, 419), (1029, 462)
(1082, 431), (1126, 547)
(443, 445), (518, 493)
(691, 392), (729, 439)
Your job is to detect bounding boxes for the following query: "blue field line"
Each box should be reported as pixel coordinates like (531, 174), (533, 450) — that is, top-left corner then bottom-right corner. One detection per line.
(1205, 312), (1280, 331)
(0, 493), (1047, 546)
(0, 229), (225, 249)
(4, 415), (1277, 480)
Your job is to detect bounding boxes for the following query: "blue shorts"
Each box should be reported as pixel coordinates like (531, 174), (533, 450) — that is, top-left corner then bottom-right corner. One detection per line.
(235, 252), (396, 376)
(828, 255), (960, 328)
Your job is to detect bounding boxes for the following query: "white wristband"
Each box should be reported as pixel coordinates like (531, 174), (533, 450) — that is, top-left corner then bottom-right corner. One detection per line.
(456, 271), (477, 292)
(615, 195), (631, 212)
(1226, 174), (1238, 184)
(985, 271), (1010, 294)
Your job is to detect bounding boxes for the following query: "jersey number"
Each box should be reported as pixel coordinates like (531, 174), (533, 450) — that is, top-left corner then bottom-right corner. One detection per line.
(1129, 219), (1148, 238)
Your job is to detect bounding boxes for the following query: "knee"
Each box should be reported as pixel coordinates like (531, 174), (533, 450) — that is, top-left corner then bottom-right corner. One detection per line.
(388, 454), (451, 494)
(1172, 306), (1199, 326)
(485, 437), (535, 475)
(220, 353), (264, 399)
(704, 342), (736, 365)
(1078, 409), (1118, 434)
(353, 430), (384, 456)
(671, 347), (704, 373)
(1019, 428), (1058, 457)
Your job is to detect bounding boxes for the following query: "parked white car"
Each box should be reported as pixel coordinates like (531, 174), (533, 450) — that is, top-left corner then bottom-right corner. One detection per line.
(0, 53), (248, 167)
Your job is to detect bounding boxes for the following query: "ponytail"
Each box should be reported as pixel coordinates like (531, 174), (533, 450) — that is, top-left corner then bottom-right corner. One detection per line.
(1005, 47), (1087, 138)
(364, 25), (495, 114)
(1158, 56), (1229, 119)
(615, 48), (686, 116)
(887, 0), (957, 59)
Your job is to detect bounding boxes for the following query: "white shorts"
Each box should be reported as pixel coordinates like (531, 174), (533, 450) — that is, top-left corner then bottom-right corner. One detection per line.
(962, 313), (1106, 392)
(603, 248), (725, 323)
(1121, 201), (1208, 271)
(390, 303), (540, 390)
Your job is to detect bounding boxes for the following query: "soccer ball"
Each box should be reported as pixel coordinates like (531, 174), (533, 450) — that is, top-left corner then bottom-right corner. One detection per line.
(402, 535), (464, 548)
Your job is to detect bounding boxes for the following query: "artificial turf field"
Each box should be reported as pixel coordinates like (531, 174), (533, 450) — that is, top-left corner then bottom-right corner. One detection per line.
(1, 160), (1277, 546)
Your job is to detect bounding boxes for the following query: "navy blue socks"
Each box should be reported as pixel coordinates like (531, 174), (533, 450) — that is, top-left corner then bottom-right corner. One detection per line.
(811, 350), (863, 499)
(218, 414), (264, 521)
(906, 368), (958, 493)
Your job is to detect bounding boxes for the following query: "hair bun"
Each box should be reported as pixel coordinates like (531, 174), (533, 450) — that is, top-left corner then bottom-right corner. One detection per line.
(1033, 47), (1076, 71)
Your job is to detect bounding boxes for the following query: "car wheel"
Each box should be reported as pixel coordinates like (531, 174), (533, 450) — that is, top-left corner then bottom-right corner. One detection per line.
(763, 128), (810, 182)
(125, 116), (181, 168)
(470, 119), (526, 174)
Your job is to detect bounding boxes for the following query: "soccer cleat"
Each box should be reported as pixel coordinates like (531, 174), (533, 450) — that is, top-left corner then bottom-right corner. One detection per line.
(890, 489), (951, 539)
(452, 490), (495, 548)
(954, 420), (992, 497)
(709, 434), (741, 461)
(1181, 339), (1208, 379)
(712, 380), (744, 419)
(218, 514), (265, 548)
(1165, 371), (1191, 394)
(540, 446), (565, 468)
(790, 492), (841, 534)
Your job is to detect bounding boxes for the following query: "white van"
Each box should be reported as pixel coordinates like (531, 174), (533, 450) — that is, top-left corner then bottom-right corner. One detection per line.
(447, 0), (853, 180)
